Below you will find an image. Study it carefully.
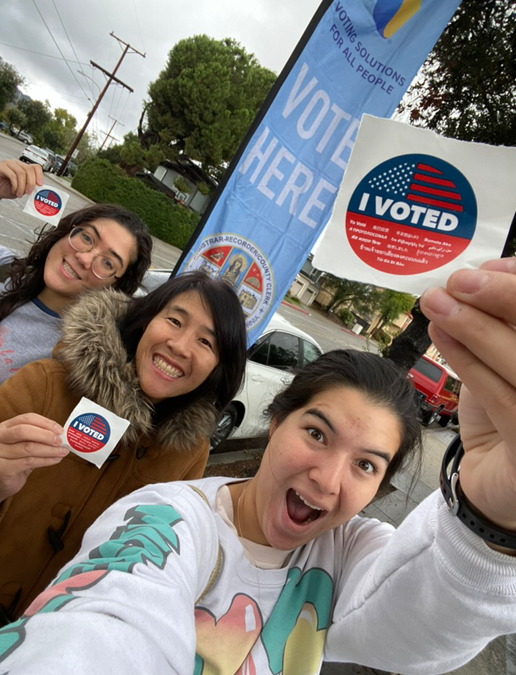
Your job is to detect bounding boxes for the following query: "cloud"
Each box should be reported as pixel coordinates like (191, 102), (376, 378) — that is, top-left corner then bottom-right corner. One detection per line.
(0, 0), (320, 142)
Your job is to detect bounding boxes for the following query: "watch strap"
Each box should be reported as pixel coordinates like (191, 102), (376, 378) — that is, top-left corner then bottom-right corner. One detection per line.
(440, 434), (516, 550)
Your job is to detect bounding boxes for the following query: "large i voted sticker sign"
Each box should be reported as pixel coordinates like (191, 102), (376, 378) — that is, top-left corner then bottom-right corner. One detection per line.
(346, 154), (477, 275)
(313, 115), (516, 295)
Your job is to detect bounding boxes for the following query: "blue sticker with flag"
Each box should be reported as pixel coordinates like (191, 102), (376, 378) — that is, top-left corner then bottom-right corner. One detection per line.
(67, 412), (111, 454)
(346, 154), (477, 275)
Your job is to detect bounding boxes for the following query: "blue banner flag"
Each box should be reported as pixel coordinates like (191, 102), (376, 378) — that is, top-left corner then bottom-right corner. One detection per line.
(174, 0), (463, 345)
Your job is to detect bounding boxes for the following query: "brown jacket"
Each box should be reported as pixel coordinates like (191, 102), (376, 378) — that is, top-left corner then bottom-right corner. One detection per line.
(0, 289), (217, 621)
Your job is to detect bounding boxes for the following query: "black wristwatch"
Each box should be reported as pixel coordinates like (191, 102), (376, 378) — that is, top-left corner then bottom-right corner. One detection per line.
(440, 434), (516, 550)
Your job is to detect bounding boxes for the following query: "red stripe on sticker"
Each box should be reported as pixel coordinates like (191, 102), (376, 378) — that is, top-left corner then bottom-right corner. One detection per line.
(416, 163), (442, 174)
(407, 194), (464, 212)
(409, 183), (461, 201)
(413, 173), (456, 188)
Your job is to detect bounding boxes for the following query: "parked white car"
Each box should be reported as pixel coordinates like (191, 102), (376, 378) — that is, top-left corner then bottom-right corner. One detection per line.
(210, 313), (323, 449)
(138, 269), (324, 451)
(19, 145), (53, 172)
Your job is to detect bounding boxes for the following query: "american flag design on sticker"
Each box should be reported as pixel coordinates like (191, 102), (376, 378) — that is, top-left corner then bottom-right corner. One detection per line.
(66, 412), (111, 454)
(368, 161), (463, 213)
(345, 154), (477, 276)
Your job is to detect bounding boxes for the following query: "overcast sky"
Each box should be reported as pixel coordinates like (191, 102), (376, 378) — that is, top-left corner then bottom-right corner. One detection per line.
(0, 0), (322, 145)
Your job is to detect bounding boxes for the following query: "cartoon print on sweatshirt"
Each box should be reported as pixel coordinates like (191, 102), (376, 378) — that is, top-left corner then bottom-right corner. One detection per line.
(194, 567), (333, 675)
(0, 503), (184, 663)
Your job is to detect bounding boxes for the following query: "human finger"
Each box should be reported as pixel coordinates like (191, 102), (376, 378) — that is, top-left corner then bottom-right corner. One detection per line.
(445, 268), (516, 326)
(422, 290), (516, 439)
(480, 258), (516, 274)
(420, 285), (516, 388)
(0, 446), (69, 472)
(0, 413), (63, 436)
(428, 323), (516, 529)
(0, 159), (43, 198)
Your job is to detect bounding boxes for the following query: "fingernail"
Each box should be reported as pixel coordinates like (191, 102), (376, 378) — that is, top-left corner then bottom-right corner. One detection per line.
(451, 269), (489, 294)
(54, 424), (64, 434)
(59, 447), (70, 456)
(421, 287), (461, 316)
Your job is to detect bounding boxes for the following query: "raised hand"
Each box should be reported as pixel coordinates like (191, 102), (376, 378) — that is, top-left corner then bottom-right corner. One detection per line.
(0, 158), (43, 200)
(420, 258), (516, 534)
(0, 413), (68, 502)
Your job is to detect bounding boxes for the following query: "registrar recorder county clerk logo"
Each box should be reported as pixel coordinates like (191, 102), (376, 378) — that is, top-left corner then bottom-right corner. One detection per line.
(184, 234), (274, 330)
(345, 154), (477, 275)
(66, 412), (111, 453)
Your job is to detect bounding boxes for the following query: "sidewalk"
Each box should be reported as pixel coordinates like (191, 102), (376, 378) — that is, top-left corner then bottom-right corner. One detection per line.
(321, 426), (515, 675)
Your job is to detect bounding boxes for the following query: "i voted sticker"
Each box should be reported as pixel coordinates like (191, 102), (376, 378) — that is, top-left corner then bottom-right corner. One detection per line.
(63, 397), (130, 468)
(23, 184), (70, 225)
(67, 412), (111, 453)
(345, 154), (477, 276)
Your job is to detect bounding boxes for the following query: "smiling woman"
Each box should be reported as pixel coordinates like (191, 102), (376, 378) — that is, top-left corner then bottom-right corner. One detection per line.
(0, 271), (247, 623)
(4, 256), (516, 675)
(0, 158), (153, 384)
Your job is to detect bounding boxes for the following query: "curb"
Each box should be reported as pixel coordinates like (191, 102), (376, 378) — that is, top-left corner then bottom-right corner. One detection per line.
(280, 300), (310, 315)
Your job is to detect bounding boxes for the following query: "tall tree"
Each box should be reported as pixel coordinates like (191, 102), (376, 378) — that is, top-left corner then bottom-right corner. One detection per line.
(0, 58), (23, 113)
(99, 131), (165, 177)
(41, 107), (78, 153)
(388, 0), (516, 371)
(146, 35), (277, 179)
(371, 290), (414, 337)
(18, 99), (52, 141)
(4, 105), (26, 134)
(398, 0), (515, 146)
(321, 274), (380, 316)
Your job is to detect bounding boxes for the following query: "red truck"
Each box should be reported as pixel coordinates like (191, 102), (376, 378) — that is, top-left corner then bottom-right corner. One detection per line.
(407, 355), (461, 427)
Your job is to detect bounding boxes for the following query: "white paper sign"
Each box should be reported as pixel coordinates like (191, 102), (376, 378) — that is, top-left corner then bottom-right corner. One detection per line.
(63, 397), (130, 469)
(23, 184), (70, 225)
(313, 115), (516, 295)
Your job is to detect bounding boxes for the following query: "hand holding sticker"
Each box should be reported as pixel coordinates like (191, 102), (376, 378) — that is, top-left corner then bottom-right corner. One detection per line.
(63, 398), (130, 468)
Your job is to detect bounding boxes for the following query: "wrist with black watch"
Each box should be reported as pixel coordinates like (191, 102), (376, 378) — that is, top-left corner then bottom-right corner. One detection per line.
(440, 434), (516, 552)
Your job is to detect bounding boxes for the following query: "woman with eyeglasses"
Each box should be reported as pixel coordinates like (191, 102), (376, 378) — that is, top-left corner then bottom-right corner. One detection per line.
(0, 260), (515, 675)
(0, 159), (153, 383)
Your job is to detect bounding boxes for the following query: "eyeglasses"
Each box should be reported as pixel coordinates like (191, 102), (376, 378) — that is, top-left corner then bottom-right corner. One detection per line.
(68, 227), (121, 280)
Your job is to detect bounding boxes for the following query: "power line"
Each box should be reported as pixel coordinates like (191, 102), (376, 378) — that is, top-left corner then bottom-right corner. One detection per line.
(57, 32), (145, 176)
(50, 0), (91, 97)
(0, 40), (89, 67)
(131, 0), (146, 53)
(31, 0), (92, 103)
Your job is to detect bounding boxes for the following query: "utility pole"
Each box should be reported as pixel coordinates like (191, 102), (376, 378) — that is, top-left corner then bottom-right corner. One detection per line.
(57, 33), (145, 176)
(100, 115), (124, 151)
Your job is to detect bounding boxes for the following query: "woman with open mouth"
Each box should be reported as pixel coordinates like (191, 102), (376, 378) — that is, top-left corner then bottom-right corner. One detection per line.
(2, 261), (516, 674)
(0, 271), (247, 624)
(0, 158), (153, 383)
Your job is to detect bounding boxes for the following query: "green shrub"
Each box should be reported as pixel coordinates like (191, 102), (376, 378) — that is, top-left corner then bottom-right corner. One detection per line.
(72, 157), (199, 249)
(374, 329), (392, 349)
(337, 307), (355, 328)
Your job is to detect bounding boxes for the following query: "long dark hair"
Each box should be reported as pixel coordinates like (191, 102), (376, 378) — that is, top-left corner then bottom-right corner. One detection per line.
(266, 349), (422, 487)
(0, 204), (152, 320)
(118, 271), (247, 418)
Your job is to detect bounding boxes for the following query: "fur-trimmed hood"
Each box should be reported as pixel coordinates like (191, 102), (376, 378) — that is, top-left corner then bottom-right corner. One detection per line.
(55, 288), (218, 452)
